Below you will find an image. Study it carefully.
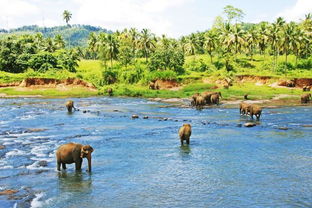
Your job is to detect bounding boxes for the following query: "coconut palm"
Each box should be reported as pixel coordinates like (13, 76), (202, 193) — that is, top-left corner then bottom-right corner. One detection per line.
(223, 24), (245, 60)
(184, 33), (198, 56)
(203, 30), (218, 63)
(128, 28), (139, 60)
(54, 34), (65, 49)
(282, 22), (296, 64)
(245, 27), (258, 60)
(63, 10), (72, 26)
(257, 22), (269, 58)
(88, 32), (98, 59)
(138, 29), (156, 62)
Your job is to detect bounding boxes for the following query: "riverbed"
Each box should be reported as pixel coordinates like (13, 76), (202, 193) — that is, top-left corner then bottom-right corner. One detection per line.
(0, 97), (311, 207)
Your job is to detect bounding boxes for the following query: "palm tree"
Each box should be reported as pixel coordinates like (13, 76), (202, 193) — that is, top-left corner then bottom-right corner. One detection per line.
(257, 22), (269, 58)
(203, 30), (218, 63)
(184, 33), (198, 56)
(105, 34), (119, 67)
(245, 27), (258, 60)
(63, 10), (72, 26)
(88, 32), (98, 59)
(44, 37), (56, 52)
(138, 29), (156, 62)
(223, 24), (245, 60)
(54, 34), (65, 49)
(282, 22), (296, 64)
(128, 28), (139, 61)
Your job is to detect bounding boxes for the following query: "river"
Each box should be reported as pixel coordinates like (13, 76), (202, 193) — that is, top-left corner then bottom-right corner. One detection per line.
(0, 97), (311, 207)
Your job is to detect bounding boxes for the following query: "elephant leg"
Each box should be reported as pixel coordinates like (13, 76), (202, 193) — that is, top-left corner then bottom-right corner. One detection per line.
(180, 139), (184, 146)
(75, 160), (82, 170)
(57, 161), (61, 171)
(62, 163), (66, 169)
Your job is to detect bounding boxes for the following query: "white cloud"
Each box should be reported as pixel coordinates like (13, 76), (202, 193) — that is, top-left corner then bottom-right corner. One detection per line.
(0, 0), (39, 16)
(74, 0), (193, 37)
(276, 0), (312, 21)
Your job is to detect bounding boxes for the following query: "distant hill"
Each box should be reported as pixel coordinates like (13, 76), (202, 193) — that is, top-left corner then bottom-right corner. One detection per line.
(0, 25), (113, 47)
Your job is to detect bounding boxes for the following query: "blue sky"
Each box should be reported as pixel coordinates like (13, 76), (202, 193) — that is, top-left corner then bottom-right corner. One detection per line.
(0, 0), (311, 37)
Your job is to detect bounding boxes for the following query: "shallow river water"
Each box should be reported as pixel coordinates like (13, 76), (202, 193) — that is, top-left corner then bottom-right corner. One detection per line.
(0, 97), (311, 208)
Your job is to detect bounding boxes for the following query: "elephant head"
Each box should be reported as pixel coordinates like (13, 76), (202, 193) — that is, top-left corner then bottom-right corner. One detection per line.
(80, 145), (94, 172)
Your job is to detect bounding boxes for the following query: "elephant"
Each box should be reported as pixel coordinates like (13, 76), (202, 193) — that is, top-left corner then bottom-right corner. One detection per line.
(303, 85), (311, 92)
(210, 93), (221, 105)
(178, 124), (192, 145)
(301, 93), (311, 103)
(286, 80), (295, 87)
(56, 143), (94, 172)
(195, 95), (205, 108)
(239, 102), (250, 115)
(65, 100), (76, 113)
(202, 91), (221, 105)
(248, 104), (262, 120)
(107, 88), (113, 96)
(149, 81), (159, 90)
(191, 93), (200, 106)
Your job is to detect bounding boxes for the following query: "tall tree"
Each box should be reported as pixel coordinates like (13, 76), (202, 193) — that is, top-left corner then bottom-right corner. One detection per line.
(223, 5), (245, 24)
(138, 29), (156, 62)
(203, 30), (218, 63)
(63, 10), (72, 26)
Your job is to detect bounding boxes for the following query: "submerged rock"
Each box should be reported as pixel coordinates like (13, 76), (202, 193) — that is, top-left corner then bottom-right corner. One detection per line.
(132, 115), (139, 119)
(0, 189), (18, 195)
(302, 124), (312, 127)
(143, 116), (149, 119)
(244, 122), (256, 127)
(24, 128), (47, 133)
(38, 161), (48, 167)
(278, 127), (289, 130)
(0, 145), (5, 149)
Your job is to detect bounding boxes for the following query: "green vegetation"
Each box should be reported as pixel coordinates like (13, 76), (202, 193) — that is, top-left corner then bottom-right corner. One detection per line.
(0, 6), (311, 99)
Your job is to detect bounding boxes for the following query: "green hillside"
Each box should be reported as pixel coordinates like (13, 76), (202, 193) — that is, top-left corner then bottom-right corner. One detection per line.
(0, 25), (112, 47)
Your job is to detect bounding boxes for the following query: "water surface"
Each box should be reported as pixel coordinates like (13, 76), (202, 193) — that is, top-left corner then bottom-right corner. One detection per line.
(0, 97), (311, 207)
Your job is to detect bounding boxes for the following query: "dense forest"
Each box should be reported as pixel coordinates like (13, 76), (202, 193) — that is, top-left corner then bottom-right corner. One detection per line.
(0, 25), (112, 47)
(0, 6), (311, 92)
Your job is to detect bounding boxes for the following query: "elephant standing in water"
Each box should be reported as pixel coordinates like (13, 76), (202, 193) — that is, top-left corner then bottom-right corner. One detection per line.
(239, 102), (250, 115)
(178, 124), (192, 145)
(56, 143), (94, 172)
(248, 104), (262, 120)
(65, 100), (76, 112)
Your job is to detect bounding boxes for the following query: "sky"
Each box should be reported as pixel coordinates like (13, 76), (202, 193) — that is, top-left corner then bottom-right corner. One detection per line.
(0, 0), (311, 37)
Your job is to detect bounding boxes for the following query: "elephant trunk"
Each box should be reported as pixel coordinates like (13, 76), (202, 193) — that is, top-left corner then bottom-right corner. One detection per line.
(87, 153), (92, 172)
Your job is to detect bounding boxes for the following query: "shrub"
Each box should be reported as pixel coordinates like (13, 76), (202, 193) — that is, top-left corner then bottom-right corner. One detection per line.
(119, 66), (144, 84)
(296, 57), (312, 69)
(149, 48), (184, 74)
(276, 62), (294, 73)
(145, 70), (178, 82)
(102, 67), (118, 85)
(28, 52), (58, 72)
(185, 58), (209, 72)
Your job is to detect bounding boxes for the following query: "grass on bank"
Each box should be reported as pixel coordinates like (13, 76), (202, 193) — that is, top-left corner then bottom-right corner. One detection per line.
(0, 54), (311, 99)
(0, 87), (98, 97)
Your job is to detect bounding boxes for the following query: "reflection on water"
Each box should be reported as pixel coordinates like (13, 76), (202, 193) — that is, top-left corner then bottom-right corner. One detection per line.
(57, 171), (92, 193)
(0, 97), (311, 208)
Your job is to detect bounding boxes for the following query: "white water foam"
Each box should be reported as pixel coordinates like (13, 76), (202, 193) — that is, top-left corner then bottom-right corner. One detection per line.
(5, 149), (29, 157)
